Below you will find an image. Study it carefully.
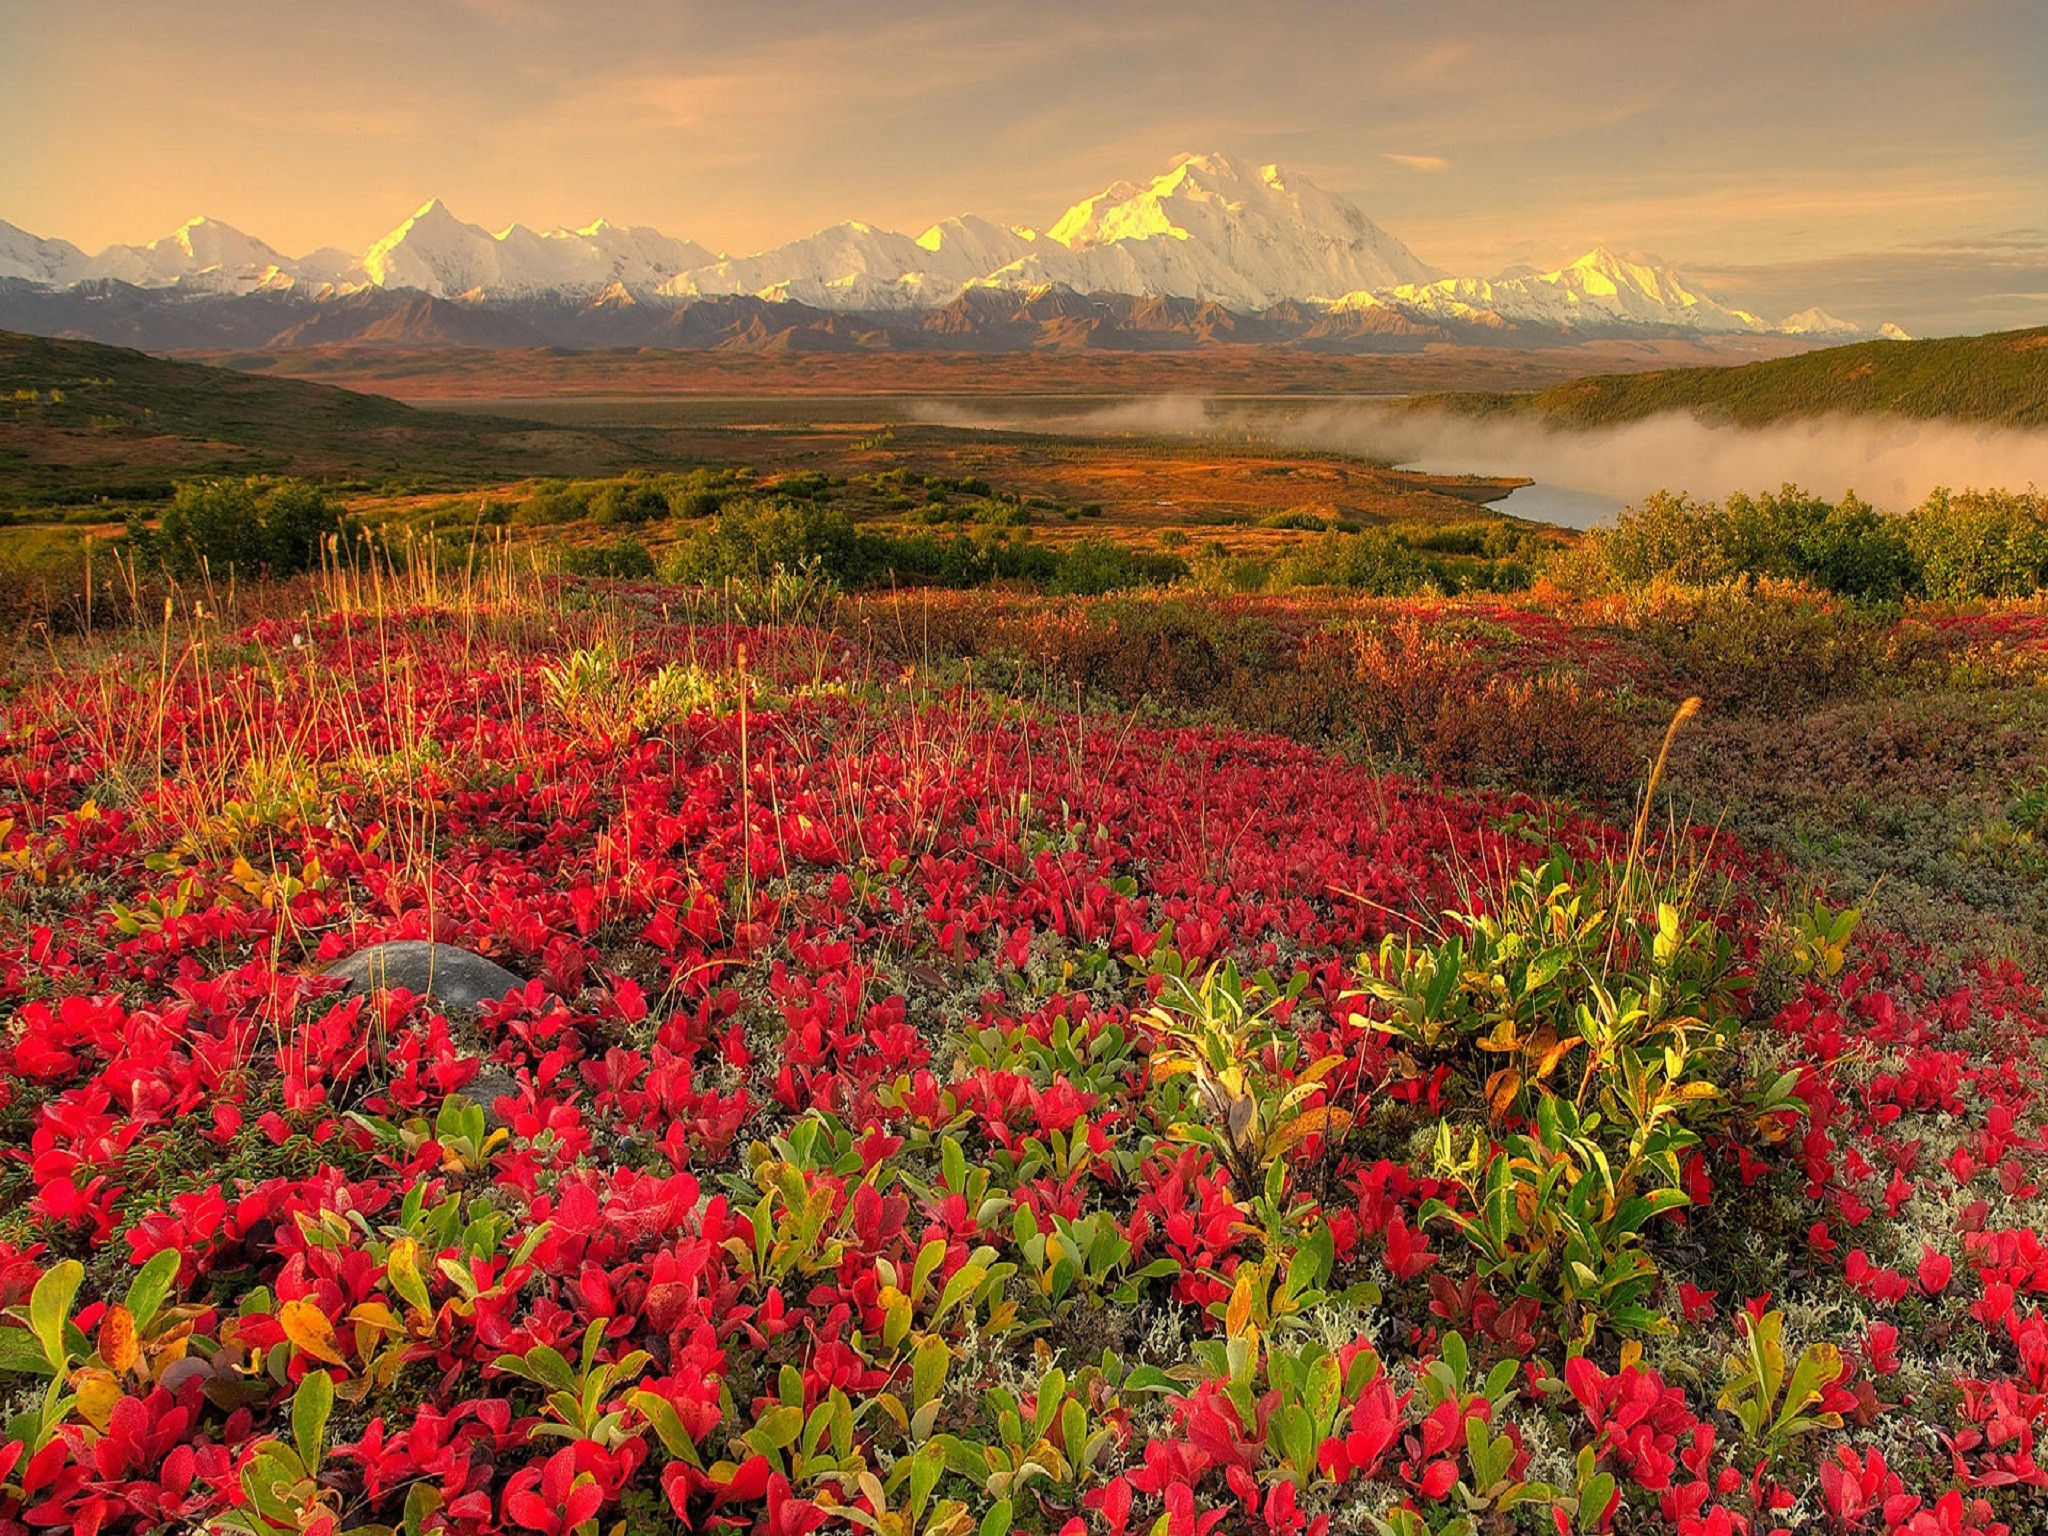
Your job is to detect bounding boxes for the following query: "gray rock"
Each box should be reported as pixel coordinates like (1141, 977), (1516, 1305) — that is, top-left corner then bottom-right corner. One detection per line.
(460, 1066), (524, 1132)
(326, 943), (531, 1131)
(325, 941), (526, 1012)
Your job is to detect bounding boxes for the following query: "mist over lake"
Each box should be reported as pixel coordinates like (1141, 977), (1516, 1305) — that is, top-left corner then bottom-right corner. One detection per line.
(905, 395), (2048, 528)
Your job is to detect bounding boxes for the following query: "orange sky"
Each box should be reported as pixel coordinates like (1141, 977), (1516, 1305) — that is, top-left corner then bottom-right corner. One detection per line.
(3, 0), (2043, 332)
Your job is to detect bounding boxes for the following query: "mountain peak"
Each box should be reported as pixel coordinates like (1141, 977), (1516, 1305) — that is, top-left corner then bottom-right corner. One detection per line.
(0, 160), (1858, 339)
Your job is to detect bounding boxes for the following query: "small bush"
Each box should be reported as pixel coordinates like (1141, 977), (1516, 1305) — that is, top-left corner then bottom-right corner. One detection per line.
(588, 481), (668, 526)
(1046, 539), (1188, 596)
(561, 538), (656, 579)
(514, 486), (588, 527)
(1257, 507), (1331, 531)
(1905, 488), (2048, 600)
(130, 477), (354, 580)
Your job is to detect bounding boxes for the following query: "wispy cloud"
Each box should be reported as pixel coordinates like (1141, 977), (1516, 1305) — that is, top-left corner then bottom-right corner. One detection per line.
(0, 0), (2041, 333)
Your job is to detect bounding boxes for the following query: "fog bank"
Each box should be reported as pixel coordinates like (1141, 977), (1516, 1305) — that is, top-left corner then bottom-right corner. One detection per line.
(905, 396), (2048, 526)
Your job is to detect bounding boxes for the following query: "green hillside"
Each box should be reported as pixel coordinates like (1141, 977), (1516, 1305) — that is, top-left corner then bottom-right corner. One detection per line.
(1419, 326), (2048, 430)
(0, 330), (643, 504)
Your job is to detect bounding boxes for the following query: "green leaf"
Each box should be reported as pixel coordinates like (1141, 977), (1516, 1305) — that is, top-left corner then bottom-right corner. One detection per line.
(631, 1390), (703, 1464)
(978, 1498), (1014, 1536)
(125, 1249), (182, 1332)
(1305, 1352), (1342, 1432)
(912, 1335), (950, 1410)
(502, 1344), (576, 1393)
(0, 1328), (55, 1377)
(27, 1261), (82, 1374)
(293, 1369), (335, 1473)
(747, 1404), (804, 1454)
(911, 1238), (948, 1303)
(1578, 1471), (1617, 1532)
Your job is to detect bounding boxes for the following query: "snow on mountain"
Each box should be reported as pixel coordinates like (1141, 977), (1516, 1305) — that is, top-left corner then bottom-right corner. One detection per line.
(1778, 306), (1864, 337)
(663, 221), (954, 309)
(0, 220), (89, 285)
(0, 157), (1896, 340)
(71, 217), (303, 294)
(667, 153), (1436, 311)
(998, 152), (1441, 308)
(356, 201), (715, 298)
(1374, 247), (1770, 335)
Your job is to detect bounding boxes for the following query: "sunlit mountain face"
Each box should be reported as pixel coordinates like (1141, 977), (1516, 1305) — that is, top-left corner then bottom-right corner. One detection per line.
(0, 152), (1904, 345)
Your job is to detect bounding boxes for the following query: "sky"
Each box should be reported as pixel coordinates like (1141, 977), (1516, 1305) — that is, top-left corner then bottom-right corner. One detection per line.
(2, 0), (2044, 333)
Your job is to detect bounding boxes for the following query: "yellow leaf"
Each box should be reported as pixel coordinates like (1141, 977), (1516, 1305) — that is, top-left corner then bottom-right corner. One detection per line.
(1225, 1265), (1258, 1337)
(97, 1303), (139, 1375)
(71, 1368), (125, 1432)
(348, 1301), (402, 1332)
(1266, 1106), (1354, 1161)
(1535, 1035), (1583, 1080)
(1485, 1069), (1522, 1122)
(279, 1299), (346, 1364)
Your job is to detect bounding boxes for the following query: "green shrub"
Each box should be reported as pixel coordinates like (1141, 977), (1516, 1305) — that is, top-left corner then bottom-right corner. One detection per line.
(1904, 488), (2048, 600)
(1597, 491), (1741, 585)
(1595, 483), (2048, 601)
(1257, 508), (1331, 531)
(561, 538), (656, 578)
(588, 480), (668, 526)
(1046, 539), (1188, 596)
(769, 471), (833, 501)
(1273, 530), (1434, 594)
(514, 485), (588, 527)
(130, 477), (354, 580)
(1633, 581), (1889, 710)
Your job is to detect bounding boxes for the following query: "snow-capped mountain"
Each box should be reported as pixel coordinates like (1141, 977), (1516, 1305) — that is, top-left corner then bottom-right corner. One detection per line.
(357, 201), (716, 299)
(0, 220), (89, 286)
(0, 154), (1898, 343)
(995, 152), (1441, 308)
(1371, 247), (1770, 336)
(660, 219), (1014, 310)
(78, 217), (308, 294)
(1777, 307), (1865, 337)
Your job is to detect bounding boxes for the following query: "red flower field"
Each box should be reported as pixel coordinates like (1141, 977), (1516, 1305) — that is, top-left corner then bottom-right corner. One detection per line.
(0, 590), (2044, 1536)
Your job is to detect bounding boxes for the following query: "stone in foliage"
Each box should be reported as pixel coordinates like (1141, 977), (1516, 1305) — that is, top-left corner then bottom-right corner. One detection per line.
(324, 940), (525, 1011)
(326, 941), (527, 1128)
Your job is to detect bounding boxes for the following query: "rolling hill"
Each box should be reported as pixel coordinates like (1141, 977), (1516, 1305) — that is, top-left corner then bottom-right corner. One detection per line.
(1417, 326), (2048, 429)
(0, 329), (643, 502)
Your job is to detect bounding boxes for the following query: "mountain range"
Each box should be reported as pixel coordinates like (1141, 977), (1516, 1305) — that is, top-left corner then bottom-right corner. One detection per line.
(0, 153), (1901, 353)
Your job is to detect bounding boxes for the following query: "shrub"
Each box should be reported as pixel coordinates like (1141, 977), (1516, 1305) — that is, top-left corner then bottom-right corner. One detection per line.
(130, 477), (354, 580)
(1258, 507), (1331, 531)
(1046, 539), (1188, 596)
(1594, 482), (2048, 601)
(1630, 580), (1889, 711)
(661, 497), (828, 583)
(513, 485), (588, 527)
(560, 538), (656, 579)
(1597, 491), (1741, 586)
(1274, 530), (1434, 594)
(769, 471), (834, 501)
(1904, 488), (2048, 599)
(588, 481), (668, 526)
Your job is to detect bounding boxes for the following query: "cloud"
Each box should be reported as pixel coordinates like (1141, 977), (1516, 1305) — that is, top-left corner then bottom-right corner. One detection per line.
(1691, 238), (2048, 337)
(0, 0), (2041, 333)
